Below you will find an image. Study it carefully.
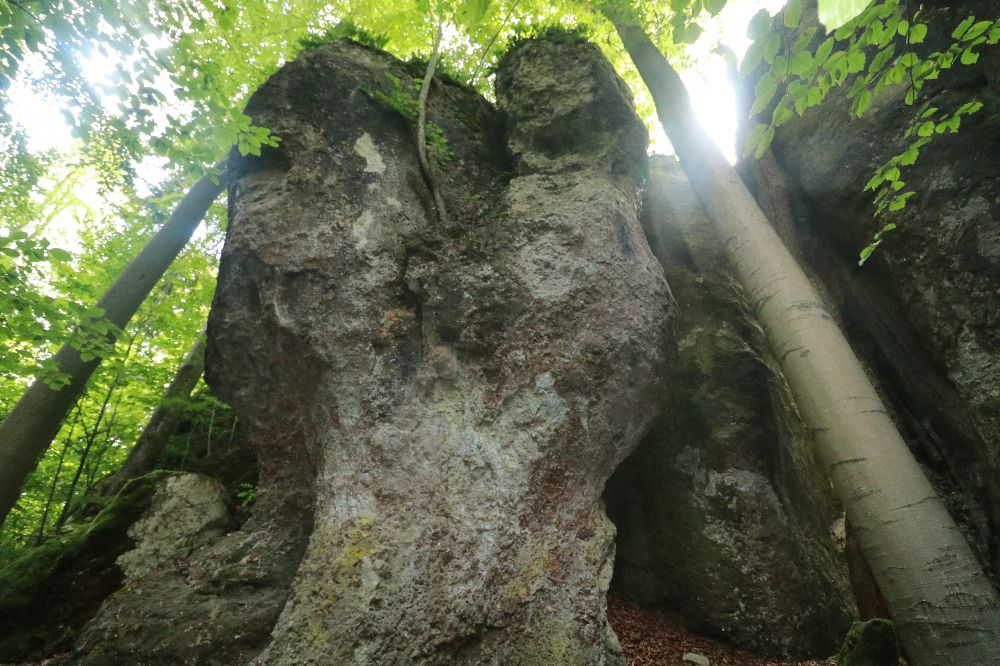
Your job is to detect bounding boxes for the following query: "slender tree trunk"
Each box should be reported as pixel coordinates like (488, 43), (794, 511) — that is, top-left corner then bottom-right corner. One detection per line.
(53, 376), (117, 532)
(611, 19), (1000, 665)
(416, 23), (449, 225)
(32, 406), (80, 545)
(82, 334), (137, 497)
(0, 169), (225, 528)
(104, 331), (205, 497)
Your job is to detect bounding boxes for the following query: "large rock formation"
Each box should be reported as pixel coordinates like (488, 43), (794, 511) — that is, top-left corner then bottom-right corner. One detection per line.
(766, 0), (1000, 582)
(605, 157), (857, 657)
(76, 37), (674, 664)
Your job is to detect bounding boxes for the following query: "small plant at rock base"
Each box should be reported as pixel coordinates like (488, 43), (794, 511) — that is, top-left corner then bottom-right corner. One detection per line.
(235, 482), (256, 507)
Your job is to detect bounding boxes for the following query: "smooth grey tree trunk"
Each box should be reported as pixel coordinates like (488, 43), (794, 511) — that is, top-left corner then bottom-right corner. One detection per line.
(0, 172), (224, 528)
(103, 331), (205, 497)
(612, 20), (1000, 666)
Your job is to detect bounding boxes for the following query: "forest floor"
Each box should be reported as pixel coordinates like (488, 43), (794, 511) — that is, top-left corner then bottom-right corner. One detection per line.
(607, 595), (838, 666)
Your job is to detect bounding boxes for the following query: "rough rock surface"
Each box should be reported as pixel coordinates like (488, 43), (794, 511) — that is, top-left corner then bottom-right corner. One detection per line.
(769, 0), (1000, 581)
(115, 474), (231, 579)
(218, 36), (671, 665)
(74, 473), (244, 663)
(605, 157), (856, 657)
(69, 38), (674, 665)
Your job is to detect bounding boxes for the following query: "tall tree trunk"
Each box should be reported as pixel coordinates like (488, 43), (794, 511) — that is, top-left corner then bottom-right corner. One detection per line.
(103, 331), (205, 497)
(0, 170), (224, 528)
(610, 19), (1000, 665)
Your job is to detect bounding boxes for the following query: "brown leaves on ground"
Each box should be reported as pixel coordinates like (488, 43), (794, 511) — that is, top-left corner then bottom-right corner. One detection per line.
(607, 595), (837, 666)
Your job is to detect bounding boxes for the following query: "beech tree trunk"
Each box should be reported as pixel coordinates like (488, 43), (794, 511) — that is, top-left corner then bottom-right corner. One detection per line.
(103, 331), (205, 497)
(0, 171), (224, 528)
(612, 20), (1000, 666)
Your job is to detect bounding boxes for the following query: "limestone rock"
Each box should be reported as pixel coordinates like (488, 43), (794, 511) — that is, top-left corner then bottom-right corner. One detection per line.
(605, 157), (856, 657)
(115, 474), (231, 579)
(69, 37), (674, 665)
(210, 36), (672, 665)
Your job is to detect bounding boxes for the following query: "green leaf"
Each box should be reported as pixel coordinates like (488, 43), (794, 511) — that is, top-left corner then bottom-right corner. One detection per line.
(763, 34), (781, 63)
(790, 51), (815, 77)
(846, 50), (866, 75)
(457, 0), (491, 28)
(964, 20), (993, 41)
(683, 22), (704, 45)
(853, 89), (872, 116)
(743, 123), (769, 158)
(835, 20), (858, 41)
(958, 100), (984, 115)
(818, 0), (869, 31)
(960, 48), (979, 65)
(772, 101), (794, 126)
(815, 37), (835, 65)
(740, 39), (766, 76)
(888, 191), (915, 210)
(751, 73), (778, 115)
(748, 10), (772, 41)
(704, 0), (726, 16)
(784, 0), (802, 28)
(899, 144), (921, 165)
(909, 23), (927, 43)
(795, 27), (818, 51)
(754, 126), (775, 158)
(952, 16), (975, 39)
(858, 242), (879, 266)
(47, 248), (73, 262)
(772, 55), (789, 78)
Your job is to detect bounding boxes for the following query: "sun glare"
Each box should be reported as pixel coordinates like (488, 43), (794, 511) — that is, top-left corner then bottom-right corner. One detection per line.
(653, 0), (789, 162)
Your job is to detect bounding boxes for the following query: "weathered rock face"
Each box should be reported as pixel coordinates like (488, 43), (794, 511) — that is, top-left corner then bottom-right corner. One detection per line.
(768, 0), (1000, 581)
(605, 157), (857, 657)
(75, 37), (671, 665)
(74, 473), (242, 663)
(114, 474), (232, 580)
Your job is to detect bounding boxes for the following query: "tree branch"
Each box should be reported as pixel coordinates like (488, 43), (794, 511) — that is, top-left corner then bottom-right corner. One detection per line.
(417, 23), (449, 225)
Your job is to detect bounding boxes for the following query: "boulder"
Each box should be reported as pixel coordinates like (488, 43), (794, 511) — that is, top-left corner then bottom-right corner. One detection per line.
(69, 37), (675, 665)
(211, 35), (673, 665)
(605, 157), (857, 657)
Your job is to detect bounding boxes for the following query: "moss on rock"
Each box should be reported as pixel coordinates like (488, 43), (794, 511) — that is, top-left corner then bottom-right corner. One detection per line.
(836, 619), (899, 666)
